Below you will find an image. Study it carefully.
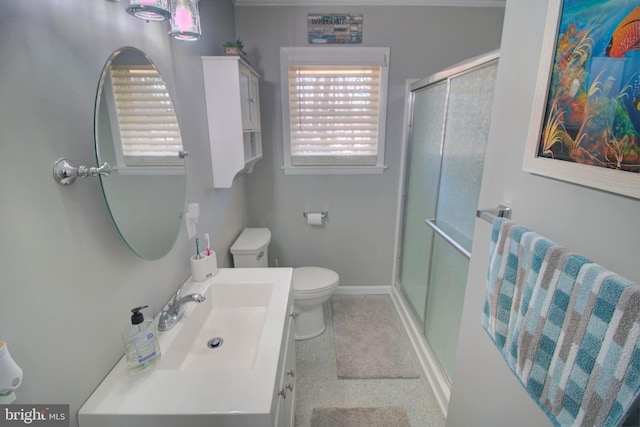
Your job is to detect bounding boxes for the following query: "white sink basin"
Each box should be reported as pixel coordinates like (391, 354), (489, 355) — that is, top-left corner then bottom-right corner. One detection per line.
(157, 282), (274, 372)
(79, 268), (293, 427)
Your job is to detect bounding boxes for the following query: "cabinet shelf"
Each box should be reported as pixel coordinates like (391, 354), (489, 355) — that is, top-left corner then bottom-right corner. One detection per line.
(201, 56), (262, 188)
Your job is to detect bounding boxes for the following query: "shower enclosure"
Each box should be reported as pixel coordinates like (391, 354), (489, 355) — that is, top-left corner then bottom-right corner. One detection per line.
(397, 51), (499, 385)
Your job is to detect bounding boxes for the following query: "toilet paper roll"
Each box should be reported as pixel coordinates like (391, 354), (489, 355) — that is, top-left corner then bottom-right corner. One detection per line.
(306, 213), (323, 225)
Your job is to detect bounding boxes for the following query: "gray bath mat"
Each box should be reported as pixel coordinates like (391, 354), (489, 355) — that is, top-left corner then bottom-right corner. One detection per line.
(311, 406), (410, 427)
(331, 295), (420, 379)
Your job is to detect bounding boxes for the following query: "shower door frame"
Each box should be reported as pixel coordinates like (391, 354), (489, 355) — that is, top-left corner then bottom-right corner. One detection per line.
(392, 49), (500, 415)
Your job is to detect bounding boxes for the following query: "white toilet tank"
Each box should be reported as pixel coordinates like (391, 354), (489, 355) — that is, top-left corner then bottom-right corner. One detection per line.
(230, 228), (271, 268)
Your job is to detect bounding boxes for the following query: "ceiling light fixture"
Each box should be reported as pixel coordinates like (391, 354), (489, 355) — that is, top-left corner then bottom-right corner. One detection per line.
(169, 0), (202, 41)
(126, 0), (171, 22)
(124, 0), (202, 41)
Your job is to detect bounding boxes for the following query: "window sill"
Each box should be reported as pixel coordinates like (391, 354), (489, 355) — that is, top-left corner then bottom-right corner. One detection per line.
(282, 165), (387, 175)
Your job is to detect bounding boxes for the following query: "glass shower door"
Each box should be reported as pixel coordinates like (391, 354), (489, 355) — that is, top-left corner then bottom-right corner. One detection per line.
(424, 62), (498, 381)
(398, 57), (498, 383)
(398, 81), (448, 322)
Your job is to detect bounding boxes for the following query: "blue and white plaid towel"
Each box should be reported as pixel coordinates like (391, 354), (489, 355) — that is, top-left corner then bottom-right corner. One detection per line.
(482, 218), (640, 427)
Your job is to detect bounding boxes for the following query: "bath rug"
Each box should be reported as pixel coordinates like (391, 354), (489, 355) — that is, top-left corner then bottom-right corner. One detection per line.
(310, 406), (410, 427)
(331, 295), (420, 379)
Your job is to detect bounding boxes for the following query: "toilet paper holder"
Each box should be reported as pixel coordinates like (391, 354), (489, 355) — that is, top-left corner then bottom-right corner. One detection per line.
(303, 211), (328, 219)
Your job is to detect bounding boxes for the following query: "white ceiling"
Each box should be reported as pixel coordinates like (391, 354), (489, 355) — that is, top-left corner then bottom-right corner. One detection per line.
(232, 0), (505, 7)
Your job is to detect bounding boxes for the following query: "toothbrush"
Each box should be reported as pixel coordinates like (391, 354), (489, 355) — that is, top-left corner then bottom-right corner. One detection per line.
(204, 233), (211, 256)
(195, 238), (201, 259)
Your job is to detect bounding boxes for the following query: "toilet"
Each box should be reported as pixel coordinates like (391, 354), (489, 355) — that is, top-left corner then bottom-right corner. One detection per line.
(230, 228), (340, 340)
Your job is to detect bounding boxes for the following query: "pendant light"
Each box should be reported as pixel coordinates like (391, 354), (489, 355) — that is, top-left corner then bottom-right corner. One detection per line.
(169, 0), (202, 41)
(126, 0), (171, 22)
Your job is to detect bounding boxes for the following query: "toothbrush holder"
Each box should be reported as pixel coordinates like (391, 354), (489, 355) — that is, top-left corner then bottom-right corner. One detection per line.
(190, 252), (218, 282)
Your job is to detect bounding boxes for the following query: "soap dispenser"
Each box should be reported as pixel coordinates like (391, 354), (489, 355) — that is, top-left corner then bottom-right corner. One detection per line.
(122, 306), (161, 372)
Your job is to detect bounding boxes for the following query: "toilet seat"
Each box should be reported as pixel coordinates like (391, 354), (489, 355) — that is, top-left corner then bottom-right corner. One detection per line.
(293, 267), (339, 294)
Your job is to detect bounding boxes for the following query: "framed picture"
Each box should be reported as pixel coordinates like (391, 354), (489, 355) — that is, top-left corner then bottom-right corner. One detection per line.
(523, 0), (640, 199)
(308, 14), (363, 44)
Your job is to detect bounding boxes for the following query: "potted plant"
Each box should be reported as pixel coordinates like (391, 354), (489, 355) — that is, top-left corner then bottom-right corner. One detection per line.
(223, 39), (246, 58)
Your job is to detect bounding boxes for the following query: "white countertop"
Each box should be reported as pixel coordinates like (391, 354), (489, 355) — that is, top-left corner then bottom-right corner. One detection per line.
(78, 268), (293, 427)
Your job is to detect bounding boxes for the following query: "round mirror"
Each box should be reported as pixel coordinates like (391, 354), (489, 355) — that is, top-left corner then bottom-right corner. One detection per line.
(95, 47), (186, 260)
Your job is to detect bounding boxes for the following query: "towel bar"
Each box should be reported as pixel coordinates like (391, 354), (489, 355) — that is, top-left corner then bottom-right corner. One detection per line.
(476, 204), (511, 224)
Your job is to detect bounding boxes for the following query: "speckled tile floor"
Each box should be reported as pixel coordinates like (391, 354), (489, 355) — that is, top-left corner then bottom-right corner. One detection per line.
(294, 296), (446, 427)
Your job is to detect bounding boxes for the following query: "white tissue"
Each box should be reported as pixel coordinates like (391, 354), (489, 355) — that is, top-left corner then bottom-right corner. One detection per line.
(307, 213), (323, 225)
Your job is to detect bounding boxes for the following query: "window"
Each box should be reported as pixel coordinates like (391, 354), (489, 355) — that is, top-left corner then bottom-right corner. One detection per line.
(280, 47), (389, 174)
(106, 65), (183, 169)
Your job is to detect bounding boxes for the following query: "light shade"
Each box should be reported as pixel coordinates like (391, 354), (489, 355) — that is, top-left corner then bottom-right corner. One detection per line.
(169, 0), (202, 41)
(126, 0), (170, 22)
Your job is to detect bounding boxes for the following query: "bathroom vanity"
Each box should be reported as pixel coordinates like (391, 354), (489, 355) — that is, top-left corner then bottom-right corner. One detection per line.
(79, 268), (295, 427)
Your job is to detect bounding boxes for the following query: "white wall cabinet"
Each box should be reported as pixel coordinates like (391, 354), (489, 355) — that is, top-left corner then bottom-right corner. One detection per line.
(202, 56), (262, 188)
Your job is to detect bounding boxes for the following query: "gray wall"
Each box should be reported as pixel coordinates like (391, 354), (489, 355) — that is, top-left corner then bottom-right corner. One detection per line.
(235, 6), (505, 286)
(0, 1), (249, 426)
(447, 1), (640, 425)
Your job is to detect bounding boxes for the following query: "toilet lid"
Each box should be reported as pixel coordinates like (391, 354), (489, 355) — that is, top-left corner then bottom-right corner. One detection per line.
(230, 228), (271, 255)
(293, 267), (339, 293)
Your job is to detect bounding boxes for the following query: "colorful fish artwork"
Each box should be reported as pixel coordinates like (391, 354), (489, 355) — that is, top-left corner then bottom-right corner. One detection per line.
(606, 6), (640, 58)
(536, 0), (640, 173)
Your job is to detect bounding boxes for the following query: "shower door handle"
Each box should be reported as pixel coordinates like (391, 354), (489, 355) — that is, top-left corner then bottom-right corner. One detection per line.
(425, 219), (471, 259)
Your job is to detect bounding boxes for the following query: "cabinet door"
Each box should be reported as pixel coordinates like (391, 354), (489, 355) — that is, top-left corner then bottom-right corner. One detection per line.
(248, 73), (261, 130)
(239, 67), (252, 129)
(275, 308), (295, 427)
(284, 313), (296, 427)
(239, 65), (260, 131)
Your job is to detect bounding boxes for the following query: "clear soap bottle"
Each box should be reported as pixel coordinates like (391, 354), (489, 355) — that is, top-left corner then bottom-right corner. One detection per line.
(122, 306), (161, 372)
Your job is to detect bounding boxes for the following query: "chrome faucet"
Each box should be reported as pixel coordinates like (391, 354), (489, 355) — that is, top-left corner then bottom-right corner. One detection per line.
(158, 283), (206, 331)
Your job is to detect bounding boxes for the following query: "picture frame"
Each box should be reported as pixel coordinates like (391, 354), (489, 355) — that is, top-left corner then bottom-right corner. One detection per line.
(307, 14), (363, 44)
(523, 0), (640, 199)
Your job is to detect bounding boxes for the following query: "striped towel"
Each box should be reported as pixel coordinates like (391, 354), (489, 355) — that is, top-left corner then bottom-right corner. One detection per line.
(482, 218), (640, 427)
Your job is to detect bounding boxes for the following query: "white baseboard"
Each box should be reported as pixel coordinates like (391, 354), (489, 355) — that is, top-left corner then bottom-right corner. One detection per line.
(333, 285), (392, 295)
(390, 285), (450, 418)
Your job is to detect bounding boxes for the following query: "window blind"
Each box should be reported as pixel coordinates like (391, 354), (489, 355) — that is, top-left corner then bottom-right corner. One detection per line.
(109, 65), (182, 166)
(287, 65), (381, 166)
